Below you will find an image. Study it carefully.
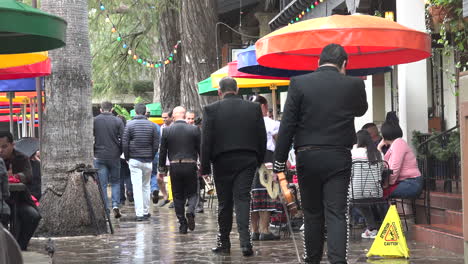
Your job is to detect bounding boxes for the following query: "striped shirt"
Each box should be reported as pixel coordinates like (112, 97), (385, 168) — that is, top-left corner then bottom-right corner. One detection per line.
(350, 147), (384, 199)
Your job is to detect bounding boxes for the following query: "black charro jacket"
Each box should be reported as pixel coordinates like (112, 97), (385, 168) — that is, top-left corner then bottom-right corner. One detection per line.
(274, 66), (368, 172)
(158, 120), (200, 173)
(200, 94), (267, 175)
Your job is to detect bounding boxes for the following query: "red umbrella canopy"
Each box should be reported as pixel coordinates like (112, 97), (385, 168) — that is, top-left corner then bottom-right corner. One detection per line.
(0, 59), (51, 80)
(255, 14), (431, 71)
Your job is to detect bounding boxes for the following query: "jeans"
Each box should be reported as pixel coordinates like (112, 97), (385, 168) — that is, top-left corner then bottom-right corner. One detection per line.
(213, 151), (257, 247)
(120, 159), (132, 202)
(129, 159), (152, 217)
(389, 176), (423, 199)
(94, 158), (121, 209)
(151, 153), (159, 192)
(297, 148), (351, 264)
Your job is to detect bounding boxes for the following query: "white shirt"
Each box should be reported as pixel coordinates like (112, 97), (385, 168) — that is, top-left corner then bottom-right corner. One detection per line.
(264, 116), (280, 152)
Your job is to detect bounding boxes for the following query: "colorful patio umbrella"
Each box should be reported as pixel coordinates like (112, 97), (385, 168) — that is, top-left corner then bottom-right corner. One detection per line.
(0, 0), (67, 54)
(0, 59), (51, 80)
(255, 14), (431, 71)
(0, 52), (48, 69)
(237, 45), (392, 77)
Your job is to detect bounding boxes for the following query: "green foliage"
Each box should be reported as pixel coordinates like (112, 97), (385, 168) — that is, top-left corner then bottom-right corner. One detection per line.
(412, 130), (426, 158)
(113, 104), (131, 120)
(132, 81), (154, 95)
(428, 132), (460, 161)
(89, 0), (178, 98)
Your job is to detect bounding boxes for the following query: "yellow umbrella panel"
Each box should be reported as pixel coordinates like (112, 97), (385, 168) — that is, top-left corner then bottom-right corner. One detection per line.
(0, 52), (48, 69)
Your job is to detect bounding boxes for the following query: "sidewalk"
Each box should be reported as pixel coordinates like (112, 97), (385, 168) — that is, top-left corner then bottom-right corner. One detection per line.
(26, 203), (464, 263)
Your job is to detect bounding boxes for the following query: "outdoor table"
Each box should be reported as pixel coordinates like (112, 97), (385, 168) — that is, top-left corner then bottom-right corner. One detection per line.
(8, 182), (26, 237)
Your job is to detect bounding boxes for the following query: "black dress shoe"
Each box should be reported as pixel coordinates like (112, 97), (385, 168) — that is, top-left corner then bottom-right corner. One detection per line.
(143, 213), (151, 219)
(136, 216), (144, 222)
(211, 246), (230, 254)
(241, 246), (253, 257)
(186, 213), (195, 231)
(259, 232), (280, 241)
(251, 232), (260, 241)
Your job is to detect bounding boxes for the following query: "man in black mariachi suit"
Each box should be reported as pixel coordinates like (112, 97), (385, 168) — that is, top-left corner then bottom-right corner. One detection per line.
(159, 106), (200, 234)
(273, 44), (368, 264)
(201, 77), (266, 257)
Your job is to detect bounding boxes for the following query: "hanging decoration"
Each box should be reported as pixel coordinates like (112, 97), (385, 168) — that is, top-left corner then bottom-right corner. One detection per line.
(289, 0), (326, 25)
(98, 2), (181, 69)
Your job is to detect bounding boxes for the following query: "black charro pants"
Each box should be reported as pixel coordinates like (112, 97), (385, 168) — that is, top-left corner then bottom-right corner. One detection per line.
(213, 151), (257, 247)
(296, 148), (351, 264)
(170, 163), (198, 222)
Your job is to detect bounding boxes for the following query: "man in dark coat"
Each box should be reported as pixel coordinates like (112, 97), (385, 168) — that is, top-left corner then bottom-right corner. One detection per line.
(201, 77), (266, 257)
(273, 44), (368, 264)
(159, 106), (200, 234)
(123, 103), (159, 221)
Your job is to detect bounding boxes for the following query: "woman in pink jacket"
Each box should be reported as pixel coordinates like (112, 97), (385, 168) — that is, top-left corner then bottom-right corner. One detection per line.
(378, 112), (423, 199)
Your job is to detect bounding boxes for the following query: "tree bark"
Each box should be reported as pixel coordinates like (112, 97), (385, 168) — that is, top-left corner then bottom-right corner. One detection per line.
(38, 0), (107, 236)
(179, 0), (219, 114)
(154, 0), (181, 111)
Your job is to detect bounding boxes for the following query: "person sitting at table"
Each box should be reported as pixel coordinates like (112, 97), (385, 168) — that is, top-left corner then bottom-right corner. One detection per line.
(377, 112), (423, 199)
(0, 159), (9, 227)
(0, 131), (41, 251)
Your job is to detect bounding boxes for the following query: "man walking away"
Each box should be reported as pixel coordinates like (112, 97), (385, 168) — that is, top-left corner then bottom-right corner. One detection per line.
(123, 103), (159, 221)
(201, 77), (266, 257)
(159, 106), (200, 234)
(273, 44), (368, 264)
(94, 101), (125, 218)
(157, 111), (173, 207)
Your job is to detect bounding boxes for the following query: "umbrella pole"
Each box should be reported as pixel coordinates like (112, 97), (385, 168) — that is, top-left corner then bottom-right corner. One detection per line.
(8, 92), (14, 137)
(31, 99), (36, 138)
(36, 77), (42, 140)
(271, 84), (278, 120)
(22, 103), (27, 137)
(16, 114), (20, 140)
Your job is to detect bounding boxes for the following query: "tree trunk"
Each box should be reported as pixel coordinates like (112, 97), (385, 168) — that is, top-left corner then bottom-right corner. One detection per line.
(179, 0), (219, 114)
(155, 0), (181, 111)
(38, 0), (107, 236)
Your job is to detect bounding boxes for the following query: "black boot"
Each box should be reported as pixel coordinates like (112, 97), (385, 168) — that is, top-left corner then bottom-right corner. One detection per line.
(303, 255), (321, 264)
(178, 217), (188, 234)
(186, 213), (195, 231)
(241, 244), (253, 257)
(211, 234), (230, 254)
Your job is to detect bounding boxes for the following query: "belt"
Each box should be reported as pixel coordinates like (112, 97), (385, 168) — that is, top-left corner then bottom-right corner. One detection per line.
(296, 145), (349, 153)
(170, 159), (196, 164)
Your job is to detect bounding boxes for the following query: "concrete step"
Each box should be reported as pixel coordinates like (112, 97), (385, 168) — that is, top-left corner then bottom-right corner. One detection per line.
(413, 224), (464, 254)
(429, 192), (462, 211)
(445, 210), (463, 229)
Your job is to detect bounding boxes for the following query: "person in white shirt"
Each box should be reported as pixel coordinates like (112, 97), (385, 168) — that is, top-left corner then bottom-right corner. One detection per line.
(249, 95), (282, 241)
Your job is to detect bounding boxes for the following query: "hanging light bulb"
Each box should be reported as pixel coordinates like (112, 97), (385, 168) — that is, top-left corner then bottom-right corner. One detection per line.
(133, 55), (137, 60)
(100, 4), (105, 10)
(111, 27), (116, 33)
(123, 44), (128, 49)
(105, 17), (110, 23)
(117, 36), (121, 42)
(128, 49), (132, 55)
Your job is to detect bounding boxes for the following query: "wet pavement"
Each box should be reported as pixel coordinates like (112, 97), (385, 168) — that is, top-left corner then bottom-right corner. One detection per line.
(26, 201), (464, 264)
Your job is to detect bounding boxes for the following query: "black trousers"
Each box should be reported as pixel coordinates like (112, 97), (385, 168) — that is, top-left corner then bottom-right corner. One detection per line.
(213, 151), (257, 247)
(12, 203), (41, 251)
(296, 148), (351, 264)
(170, 163), (198, 222)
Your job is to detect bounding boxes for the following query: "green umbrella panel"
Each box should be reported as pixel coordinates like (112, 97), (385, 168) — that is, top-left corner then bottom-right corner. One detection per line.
(198, 77), (288, 96)
(130, 102), (162, 117)
(0, 0), (67, 54)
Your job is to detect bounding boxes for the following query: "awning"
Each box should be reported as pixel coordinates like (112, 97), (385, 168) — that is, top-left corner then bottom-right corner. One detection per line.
(0, 0), (67, 54)
(256, 14), (431, 71)
(0, 77), (44, 92)
(130, 102), (163, 117)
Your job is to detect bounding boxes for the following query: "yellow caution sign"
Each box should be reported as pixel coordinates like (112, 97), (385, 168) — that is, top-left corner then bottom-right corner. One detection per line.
(367, 205), (410, 259)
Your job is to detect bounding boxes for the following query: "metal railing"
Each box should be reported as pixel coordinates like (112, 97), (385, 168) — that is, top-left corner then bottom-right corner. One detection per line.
(416, 125), (461, 193)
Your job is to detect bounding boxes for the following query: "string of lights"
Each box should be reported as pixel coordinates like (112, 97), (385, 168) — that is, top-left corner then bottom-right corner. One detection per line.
(289, 0), (326, 25)
(99, 2), (180, 69)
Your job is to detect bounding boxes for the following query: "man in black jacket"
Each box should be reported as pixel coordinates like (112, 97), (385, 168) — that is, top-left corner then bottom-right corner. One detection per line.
(159, 106), (200, 234)
(123, 103), (159, 221)
(273, 44), (368, 264)
(93, 101), (125, 218)
(201, 77), (266, 257)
